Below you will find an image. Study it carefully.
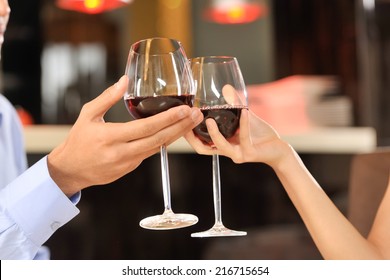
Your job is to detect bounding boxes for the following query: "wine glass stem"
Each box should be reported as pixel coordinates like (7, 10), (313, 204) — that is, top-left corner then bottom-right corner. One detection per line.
(160, 145), (172, 212)
(212, 154), (223, 226)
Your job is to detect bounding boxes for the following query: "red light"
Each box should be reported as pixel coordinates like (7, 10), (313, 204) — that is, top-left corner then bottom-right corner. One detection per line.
(56, 0), (131, 14)
(203, 3), (267, 24)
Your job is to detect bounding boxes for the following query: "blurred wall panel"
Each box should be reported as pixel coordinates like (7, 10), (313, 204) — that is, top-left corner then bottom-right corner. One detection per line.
(191, 0), (275, 85)
(356, 0), (390, 146)
(2, 0), (42, 123)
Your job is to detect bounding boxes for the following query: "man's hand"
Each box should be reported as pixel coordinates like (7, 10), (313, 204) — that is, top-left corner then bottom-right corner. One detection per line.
(48, 75), (203, 196)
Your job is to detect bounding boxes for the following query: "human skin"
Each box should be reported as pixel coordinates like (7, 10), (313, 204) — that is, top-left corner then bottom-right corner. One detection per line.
(185, 109), (390, 259)
(48, 75), (203, 196)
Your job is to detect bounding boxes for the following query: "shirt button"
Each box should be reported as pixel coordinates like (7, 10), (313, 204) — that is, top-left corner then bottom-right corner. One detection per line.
(51, 222), (61, 231)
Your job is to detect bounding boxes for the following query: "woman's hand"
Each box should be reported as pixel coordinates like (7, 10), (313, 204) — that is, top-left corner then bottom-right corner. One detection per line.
(185, 109), (290, 167)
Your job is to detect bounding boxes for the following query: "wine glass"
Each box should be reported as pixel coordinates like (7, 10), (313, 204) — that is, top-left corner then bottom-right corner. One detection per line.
(190, 56), (248, 237)
(124, 37), (198, 230)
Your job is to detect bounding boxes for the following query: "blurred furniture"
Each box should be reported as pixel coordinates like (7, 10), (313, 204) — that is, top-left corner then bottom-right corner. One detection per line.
(347, 148), (390, 237)
(247, 75), (353, 135)
(356, 0), (390, 146)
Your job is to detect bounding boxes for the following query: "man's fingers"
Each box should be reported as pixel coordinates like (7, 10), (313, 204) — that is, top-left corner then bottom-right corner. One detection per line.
(120, 112), (203, 155)
(83, 75), (128, 119)
(111, 106), (202, 142)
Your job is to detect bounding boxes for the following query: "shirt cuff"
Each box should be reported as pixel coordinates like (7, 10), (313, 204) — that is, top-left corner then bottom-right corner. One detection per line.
(3, 156), (80, 246)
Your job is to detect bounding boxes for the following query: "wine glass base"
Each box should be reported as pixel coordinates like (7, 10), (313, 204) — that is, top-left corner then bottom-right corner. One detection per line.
(140, 212), (198, 230)
(191, 224), (247, 238)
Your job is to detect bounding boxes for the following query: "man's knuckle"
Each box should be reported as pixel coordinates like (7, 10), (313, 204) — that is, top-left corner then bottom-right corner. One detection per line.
(154, 135), (166, 147)
(142, 125), (157, 136)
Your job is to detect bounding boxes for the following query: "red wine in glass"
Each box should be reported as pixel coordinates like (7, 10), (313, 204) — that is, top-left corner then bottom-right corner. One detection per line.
(124, 95), (194, 119)
(193, 105), (247, 144)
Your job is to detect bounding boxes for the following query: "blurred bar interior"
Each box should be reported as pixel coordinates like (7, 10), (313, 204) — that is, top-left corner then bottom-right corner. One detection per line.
(2, 0), (389, 144)
(1, 0), (389, 259)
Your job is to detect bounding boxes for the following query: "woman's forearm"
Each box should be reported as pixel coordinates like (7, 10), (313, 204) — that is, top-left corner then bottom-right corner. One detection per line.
(271, 143), (384, 259)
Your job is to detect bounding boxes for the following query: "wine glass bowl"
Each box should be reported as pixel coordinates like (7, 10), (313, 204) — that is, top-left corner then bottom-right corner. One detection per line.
(124, 37), (198, 230)
(192, 103), (243, 144)
(124, 38), (194, 118)
(190, 56), (248, 237)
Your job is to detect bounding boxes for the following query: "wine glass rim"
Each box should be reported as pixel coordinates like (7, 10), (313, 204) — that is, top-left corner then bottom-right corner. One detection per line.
(190, 56), (237, 63)
(130, 37), (184, 56)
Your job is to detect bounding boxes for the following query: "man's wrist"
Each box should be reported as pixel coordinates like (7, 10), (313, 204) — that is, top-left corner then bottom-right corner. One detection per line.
(47, 148), (81, 197)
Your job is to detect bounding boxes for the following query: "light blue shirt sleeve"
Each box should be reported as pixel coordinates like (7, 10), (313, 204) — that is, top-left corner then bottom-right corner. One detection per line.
(0, 157), (80, 260)
(1, 94), (80, 260)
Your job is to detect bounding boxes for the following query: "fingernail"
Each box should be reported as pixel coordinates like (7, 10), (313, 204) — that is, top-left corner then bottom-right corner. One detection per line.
(191, 108), (202, 122)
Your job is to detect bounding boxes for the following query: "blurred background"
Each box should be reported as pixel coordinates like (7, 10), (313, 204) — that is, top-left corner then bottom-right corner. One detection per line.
(3, 0), (390, 142)
(2, 0), (389, 259)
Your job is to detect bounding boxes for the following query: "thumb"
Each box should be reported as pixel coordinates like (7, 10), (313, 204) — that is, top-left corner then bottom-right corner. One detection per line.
(87, 75), (128, 118)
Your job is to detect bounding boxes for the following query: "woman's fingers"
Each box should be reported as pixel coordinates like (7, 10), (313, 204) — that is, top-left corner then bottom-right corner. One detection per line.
(184, 130), (216, 155)
(238, 109), (252, 148)
(205, 118), (232, 153)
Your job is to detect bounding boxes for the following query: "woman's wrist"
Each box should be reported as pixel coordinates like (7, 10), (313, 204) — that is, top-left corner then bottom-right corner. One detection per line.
(268, 139), (300, 173)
